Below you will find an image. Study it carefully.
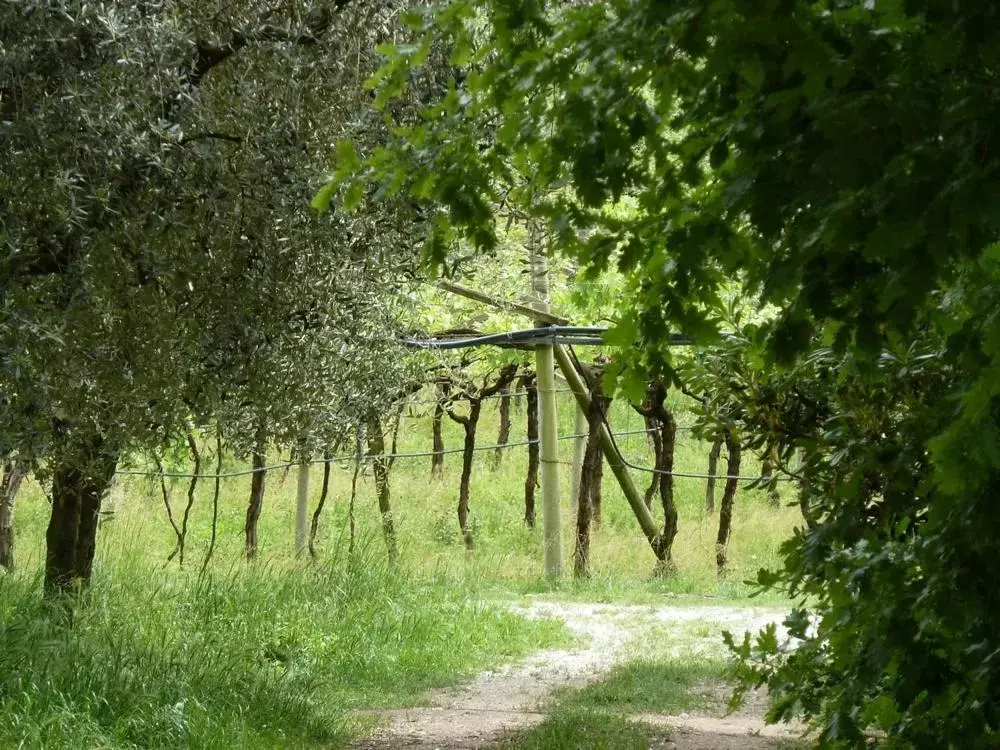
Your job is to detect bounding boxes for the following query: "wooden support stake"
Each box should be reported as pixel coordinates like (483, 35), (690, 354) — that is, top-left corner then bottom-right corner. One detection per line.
(437, 280), (569, 325)
(553, 345), (663, 559)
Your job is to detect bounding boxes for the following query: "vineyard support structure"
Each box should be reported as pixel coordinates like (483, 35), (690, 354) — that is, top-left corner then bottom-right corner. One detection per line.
(553, 345), (664, 563)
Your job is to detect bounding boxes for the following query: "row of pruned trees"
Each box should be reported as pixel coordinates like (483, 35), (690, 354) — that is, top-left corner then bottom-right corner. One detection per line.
(417, 355), (784, 579)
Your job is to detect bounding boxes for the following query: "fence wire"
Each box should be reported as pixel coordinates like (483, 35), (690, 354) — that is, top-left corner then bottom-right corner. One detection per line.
(116, 423), (788, 484)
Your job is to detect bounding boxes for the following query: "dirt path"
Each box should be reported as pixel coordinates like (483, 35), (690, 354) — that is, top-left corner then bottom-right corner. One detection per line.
(352, 599), (804, 749)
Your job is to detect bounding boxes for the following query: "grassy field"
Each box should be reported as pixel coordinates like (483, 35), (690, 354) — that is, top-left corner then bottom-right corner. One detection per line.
(1, 389), (802, 748)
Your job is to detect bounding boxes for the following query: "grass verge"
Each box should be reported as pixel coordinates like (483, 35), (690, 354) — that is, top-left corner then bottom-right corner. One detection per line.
(0, 545), (567, 749)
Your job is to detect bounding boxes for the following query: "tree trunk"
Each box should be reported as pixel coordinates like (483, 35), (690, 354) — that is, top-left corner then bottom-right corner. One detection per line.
(491, 380), (513, 470)
(0, 457), (29, 571)
(44, 434), (117, 594)
(176, 430), (200, 565)
(589, 391), (609, 528)
(716, 430), (741, 574)
(705, 437), (723, 513)
(431, 379), (449, 478)
(367, 411), (399, 569)
(245, 429), (267, 560)
(202, 431), (224, 574)
(644, 414), (661, 508)
(308, 450), (333, 558)
(456, 402), (482, 551)
(761, 450), (781, 507)
(655, 407), (678, 571)
(635, 381), (680, 573)
(573, 397), (603, 578)
(523, 374), (538, 528)
(348, 427), (365, 555)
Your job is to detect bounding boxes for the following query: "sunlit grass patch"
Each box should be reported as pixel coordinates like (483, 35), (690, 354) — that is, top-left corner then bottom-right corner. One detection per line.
(0, 541), (567, 749)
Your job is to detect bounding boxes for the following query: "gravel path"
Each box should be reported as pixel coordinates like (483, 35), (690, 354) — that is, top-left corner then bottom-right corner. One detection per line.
(352, 600), (803, 749)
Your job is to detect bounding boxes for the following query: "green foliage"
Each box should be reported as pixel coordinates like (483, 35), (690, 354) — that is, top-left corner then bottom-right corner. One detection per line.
(337, 0), (1000, 746)
(0, 1), (418, 474)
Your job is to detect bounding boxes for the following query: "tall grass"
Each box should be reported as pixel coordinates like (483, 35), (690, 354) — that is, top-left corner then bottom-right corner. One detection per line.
(0, 539), (565, 749)
(1, 388), (800, 746)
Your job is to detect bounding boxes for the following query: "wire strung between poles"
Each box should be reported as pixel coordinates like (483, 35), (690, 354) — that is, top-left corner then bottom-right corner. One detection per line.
(563, 343), (794, 483)
(117, 428), (787, 482)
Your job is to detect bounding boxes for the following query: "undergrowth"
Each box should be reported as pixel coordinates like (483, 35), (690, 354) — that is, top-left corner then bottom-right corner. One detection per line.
(0, 546), (566, 749)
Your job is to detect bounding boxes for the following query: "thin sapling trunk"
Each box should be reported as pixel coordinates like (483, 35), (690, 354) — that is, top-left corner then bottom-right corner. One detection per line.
(491, 379), (514, 470)
(716, 430), (741, 574)
(705, 437), (723, 513)
(446, 365), (519, 549)
(367, 409), (399, 569)
(153, 454), (183, 562)
(175, 430), (201, 565)
(523, 372), (539, 528)
(431, 378), (449, 478)
(308, 449), (333, 558)
(761, 449), (781, 507)
(201, 431), (224, 575)
(244, 427), (267, 560)
(0, 456), (29, 571)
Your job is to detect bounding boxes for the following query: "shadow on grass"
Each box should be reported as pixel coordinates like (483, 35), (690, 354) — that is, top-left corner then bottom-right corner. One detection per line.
(562, 657), (727, 714)
(500, 659), (730, 750)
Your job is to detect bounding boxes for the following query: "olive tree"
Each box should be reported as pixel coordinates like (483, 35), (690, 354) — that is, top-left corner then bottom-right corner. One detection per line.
(0, 0), (417, 593)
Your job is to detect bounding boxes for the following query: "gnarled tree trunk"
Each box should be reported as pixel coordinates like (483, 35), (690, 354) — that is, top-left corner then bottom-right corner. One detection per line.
(491, 380), (513, 470)
(175, 430), (200, 565)
(716, 430), (741, 574)
(446, 366), (519, 549)
(522, 372), (538, 528)
(308, 449), (333, 559)
(245, 428), (267, 560)
(761, 449), (781, 507)
(367, 410), (399, 569)
(655, 408), (678, 570)
(0, 457), (29, 571)
(590, 388), (609, 528)
(634, 381), (679, 571)
(705, 437), (723, 513)
(643, 414), (661, 508)
(431, 378), (449, 478)
(573, 393), (604, 578)
(451, 403), (482, 550)
(44, 433), (118, 595)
